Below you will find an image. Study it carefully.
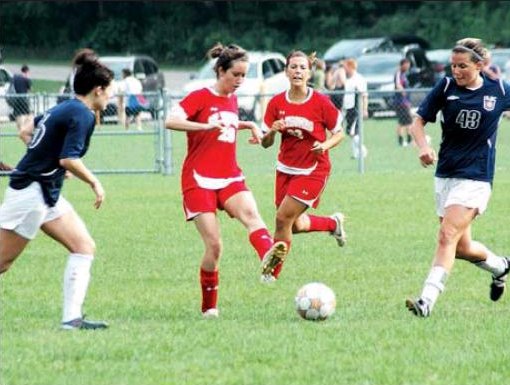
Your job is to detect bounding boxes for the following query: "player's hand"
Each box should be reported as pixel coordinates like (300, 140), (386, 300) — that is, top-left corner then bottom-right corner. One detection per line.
(418, 146), (436, 167)
(311, 140), (327, 154)
(91, 180), (105, 209)
(271, 119), (286, 132)
(246, 122), (262, 144)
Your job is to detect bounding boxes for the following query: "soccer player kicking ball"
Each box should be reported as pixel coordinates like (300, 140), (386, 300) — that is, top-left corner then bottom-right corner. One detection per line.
(406, 38), (510, 317)
(260, 50), (347, 282)
(0, 56), (114, 330)
(165, 43), (274, 318)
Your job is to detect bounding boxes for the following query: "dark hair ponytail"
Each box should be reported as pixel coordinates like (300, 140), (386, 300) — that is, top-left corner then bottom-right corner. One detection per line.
(207, 43), (248, 78)
(73, 57), (114, 96)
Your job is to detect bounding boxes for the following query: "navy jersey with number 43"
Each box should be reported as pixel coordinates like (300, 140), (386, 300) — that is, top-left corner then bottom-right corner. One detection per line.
(417, 75), (510, 183)
(10, 98), (96, 206)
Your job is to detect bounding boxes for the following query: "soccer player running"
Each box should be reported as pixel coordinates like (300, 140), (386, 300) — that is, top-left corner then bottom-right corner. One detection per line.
(165, 43), (273, 318)
(0, 57), (114, 329)
(406, 38), (510, 317)
(260, 50), (346, 282)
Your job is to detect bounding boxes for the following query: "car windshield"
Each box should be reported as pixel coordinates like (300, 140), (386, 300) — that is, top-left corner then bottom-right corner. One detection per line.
(357, 55), (400, 76)
(325, 38), (387, 60)
(197, 60), (258, 80)
(426, 50), (451, 63)
(100, 60), (131, 81)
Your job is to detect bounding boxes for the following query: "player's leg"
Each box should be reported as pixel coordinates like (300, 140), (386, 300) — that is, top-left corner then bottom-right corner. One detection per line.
(406, 204), (475, 317)
(193, 212), (222, 317)
(456, 227), (509, 301)
(41, 199), (106, 330)
(0, 229), (30, 274)
(223, 188), (273, 262)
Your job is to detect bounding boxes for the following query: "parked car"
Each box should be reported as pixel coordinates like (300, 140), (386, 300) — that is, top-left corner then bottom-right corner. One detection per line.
(323, 35), (430, 64)
(182, 51), (289, 121)
(0, 65), (13, 122)
(356, 49), (435, 117)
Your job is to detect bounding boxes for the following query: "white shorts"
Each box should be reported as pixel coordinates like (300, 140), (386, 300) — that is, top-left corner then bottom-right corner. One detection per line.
(434, 177), (491, 218)
(0, 182), (73, 240)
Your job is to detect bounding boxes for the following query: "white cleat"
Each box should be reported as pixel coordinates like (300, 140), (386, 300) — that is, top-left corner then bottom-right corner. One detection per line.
(260, 273), (277, 284)
(202, 308), (219, 319)
(331, 212), (347, 247)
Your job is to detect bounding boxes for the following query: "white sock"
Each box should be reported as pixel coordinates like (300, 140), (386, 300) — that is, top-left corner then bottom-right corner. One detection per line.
(62, 253), (93, 323)
(420, 265), (448, 309)
(474, 254), (508, 277)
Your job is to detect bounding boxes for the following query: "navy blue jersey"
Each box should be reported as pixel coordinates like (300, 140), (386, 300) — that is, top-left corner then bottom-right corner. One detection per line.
(417, 76), (510, 182)
(10, 98), (96, 206)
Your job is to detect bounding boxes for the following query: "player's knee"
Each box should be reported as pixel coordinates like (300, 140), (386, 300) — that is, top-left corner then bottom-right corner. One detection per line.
(71, 237), (96, 255)
(437, 226), (458, 248)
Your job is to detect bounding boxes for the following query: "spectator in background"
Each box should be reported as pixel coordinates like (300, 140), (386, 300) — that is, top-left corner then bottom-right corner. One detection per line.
(118, 68), (144, 131)
(310, 58), (326, 91)
(328, 60), (346, 110)
(394, 58), (413, 147)
(11, 65), (32, 132)
(482, 50), (501, 80)
(342, 58), (368, 159)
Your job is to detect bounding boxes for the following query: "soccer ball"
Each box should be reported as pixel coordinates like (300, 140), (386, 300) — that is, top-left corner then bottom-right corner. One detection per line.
(295, 282), (336, 321)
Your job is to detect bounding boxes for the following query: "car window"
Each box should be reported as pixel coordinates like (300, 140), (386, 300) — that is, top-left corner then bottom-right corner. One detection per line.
(357, 55), (400, 76)
(269, 59), (284, 75)
(262, 60), (274, 79)
(144, 60), (158, 75)
(134, 59), (144, 75)
(0, 69), (10, 86)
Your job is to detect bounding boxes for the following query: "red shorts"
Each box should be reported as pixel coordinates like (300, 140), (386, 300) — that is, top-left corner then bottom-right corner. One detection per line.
(275, 171), (329, 209)
(182, 181), (249, 220)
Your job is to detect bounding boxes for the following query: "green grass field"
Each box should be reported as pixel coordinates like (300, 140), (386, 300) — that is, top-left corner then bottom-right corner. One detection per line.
(1, 118), (510, 385)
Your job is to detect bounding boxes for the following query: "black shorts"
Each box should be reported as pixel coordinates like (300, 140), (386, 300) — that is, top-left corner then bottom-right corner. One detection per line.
(395, 104), (413, 126)
(10, 96), (30, 117)
(344, 108), (359, 136)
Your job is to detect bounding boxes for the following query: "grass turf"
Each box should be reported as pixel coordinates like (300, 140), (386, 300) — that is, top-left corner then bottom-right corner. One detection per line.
(1, 117), (510, 385)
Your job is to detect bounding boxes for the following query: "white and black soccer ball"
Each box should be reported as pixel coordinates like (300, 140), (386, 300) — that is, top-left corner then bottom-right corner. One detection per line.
(295, 282), (336, 321)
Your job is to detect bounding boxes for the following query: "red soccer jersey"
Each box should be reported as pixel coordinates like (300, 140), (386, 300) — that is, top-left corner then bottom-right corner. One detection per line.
(263, 88), (342, 175)
(176, 87), (244, 191)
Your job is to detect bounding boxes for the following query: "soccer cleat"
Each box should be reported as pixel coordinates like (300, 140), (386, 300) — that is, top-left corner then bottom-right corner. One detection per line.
(202, 308), (219, 319)
(490, 258), (510, 302)
(405, 298), (431, 317)
(61, 316), (108, 330)
(260, 273), (277, 284)
(261, 241), (288, 276)
(330, 212), (347, 247)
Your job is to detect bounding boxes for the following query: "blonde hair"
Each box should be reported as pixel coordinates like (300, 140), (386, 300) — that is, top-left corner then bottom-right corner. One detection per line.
(342, 58), (358, 70)
(453, 38), (488, 63)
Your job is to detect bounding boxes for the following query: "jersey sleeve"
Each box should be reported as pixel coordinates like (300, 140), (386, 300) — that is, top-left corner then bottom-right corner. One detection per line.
(416, 77), (449, 123)
(60, 111), (94, 159)
(178, 89), (205, 121)
(322, 95), (343, 134)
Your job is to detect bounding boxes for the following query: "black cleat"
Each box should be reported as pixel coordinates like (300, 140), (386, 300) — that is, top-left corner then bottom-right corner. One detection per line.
(61, 316), (108, 330)
(490, 258), (510, 302)
(405, 298), (431, 317)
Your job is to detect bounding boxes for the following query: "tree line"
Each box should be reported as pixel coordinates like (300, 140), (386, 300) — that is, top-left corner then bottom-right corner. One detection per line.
(1, 1), (510, 66)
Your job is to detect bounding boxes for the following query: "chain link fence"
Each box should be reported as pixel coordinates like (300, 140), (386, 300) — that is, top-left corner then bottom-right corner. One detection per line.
(0, 87), (433, 177)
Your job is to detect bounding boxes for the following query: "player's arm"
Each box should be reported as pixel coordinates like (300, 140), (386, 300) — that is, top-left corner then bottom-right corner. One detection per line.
(18, 119), (34, 144)
(311, 130), (345, 154)
(261, 120), (285, 148)
(59, 158), (104, 209)
(165, 103), (220, 132)
(238, 120), (262, 144)
(410, 115), (436, 168)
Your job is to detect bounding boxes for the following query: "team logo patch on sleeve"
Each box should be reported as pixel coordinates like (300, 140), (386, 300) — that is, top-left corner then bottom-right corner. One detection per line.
(483, 96), (497, 111)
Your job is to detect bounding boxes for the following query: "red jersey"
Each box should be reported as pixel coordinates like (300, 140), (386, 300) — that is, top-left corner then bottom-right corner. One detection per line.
(173, 87), (244, 191)
(263, 88), (342, 175)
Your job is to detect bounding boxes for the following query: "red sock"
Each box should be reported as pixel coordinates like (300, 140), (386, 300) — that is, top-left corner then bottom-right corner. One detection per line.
(249, 228), (273, 261)
(308, 215), (336, 232)
(200, 268), (219, 312)
(272, 239), (291, 278)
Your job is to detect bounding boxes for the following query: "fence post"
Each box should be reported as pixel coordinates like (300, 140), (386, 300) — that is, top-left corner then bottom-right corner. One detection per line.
(356, 91), (365, 174)
(162, 90), (172, 175)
